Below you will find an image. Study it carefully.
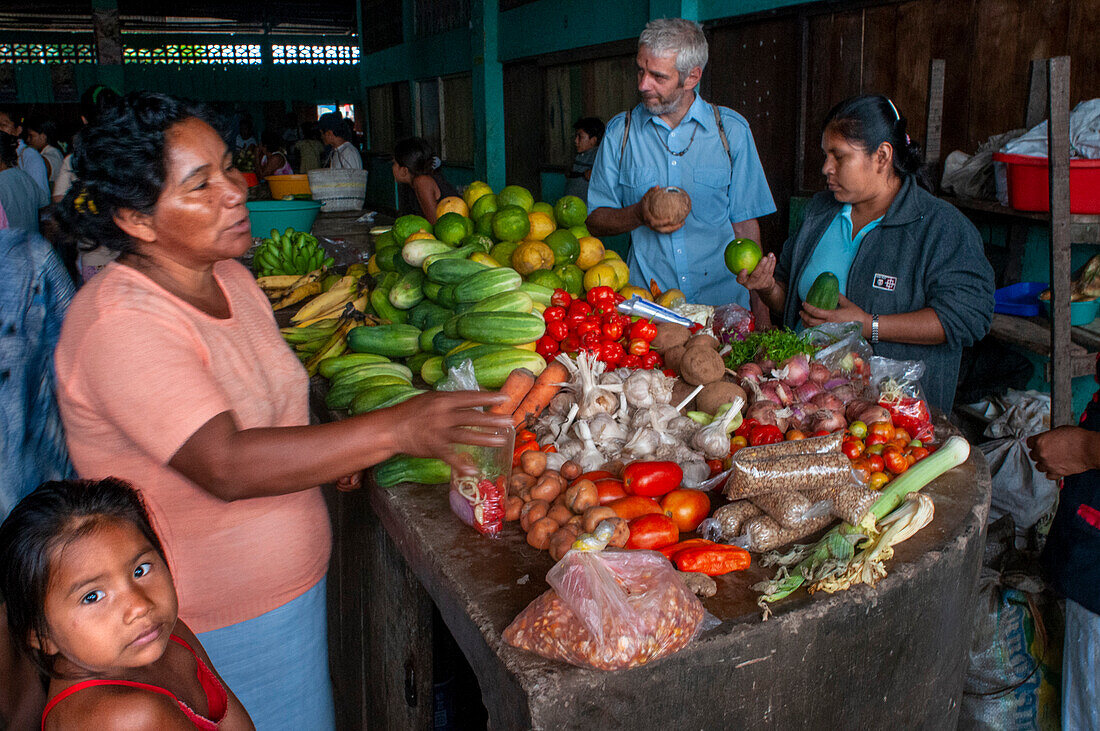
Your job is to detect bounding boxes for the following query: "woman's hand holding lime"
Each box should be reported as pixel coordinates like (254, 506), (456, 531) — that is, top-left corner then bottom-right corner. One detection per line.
(736, 252), (777, 292)
(800, 293), (869, 330)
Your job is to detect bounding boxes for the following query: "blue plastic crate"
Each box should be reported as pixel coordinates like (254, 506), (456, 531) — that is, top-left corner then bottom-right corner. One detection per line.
(994, 282), (1047, 317)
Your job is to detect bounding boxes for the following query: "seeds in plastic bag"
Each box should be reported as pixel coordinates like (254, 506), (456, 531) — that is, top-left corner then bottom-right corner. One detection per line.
(740, 511), (836, 552)
(805, 482), (878, 526)
(724, 452), (854, 500)
(750, 491), (830, 529)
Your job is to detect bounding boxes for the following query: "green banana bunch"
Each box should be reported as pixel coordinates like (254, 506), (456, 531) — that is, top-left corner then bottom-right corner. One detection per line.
(252, 227), (335, 277)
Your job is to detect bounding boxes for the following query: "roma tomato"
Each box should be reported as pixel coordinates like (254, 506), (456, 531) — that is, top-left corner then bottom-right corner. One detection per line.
(622, 461), (683, 497)
(660, 489), (711, 532)
(608, 495), (664, 521)
(594, 478), (627, 505)
(625, 513), (679, 550)
(572, 470), (616, 485)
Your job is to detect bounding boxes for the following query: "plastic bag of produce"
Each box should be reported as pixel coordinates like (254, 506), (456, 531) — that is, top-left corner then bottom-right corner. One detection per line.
(803, 321), (872, 379)
(724, 452), (856, 500)
(439, 359), (515, 538)
(503, 547), (705, 670)
(711, 303), (755, 345)
(870, 356), (934, 443)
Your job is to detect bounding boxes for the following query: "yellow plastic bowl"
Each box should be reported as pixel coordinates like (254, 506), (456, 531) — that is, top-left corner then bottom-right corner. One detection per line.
(266, 174), (312, 199)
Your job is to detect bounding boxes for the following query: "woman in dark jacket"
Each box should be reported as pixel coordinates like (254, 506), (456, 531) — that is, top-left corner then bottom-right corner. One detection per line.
(738, 94), (994, 411)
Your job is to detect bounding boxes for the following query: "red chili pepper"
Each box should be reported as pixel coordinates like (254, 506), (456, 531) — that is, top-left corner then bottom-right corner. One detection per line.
(640, 350), (661, 369)
(512, 440), (538, 467)
(657, 538), (714, 558)
(550, 289), (572, 308)
(748, 424), (784, 446)
(535, 336), (560, 359)
(622, 461), (684, 497)
(629, 320), (658, 342)
(517, 429), (536, 442)
(543, 305), (566, 322)
(586, 285), (616, 307)
(734, 418), (759, 439)
(621, 353), (643, 369)
(628, 338), (650, 356)
(545, 320), (568, 341)
(671, 545), (750, 576)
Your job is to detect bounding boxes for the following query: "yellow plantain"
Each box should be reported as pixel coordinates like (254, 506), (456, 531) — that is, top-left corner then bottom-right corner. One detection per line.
(256, 274), (303, 291)
(348, 293), (369, 313)
(272, 280), (322, 310)
(280, 321), (339, 343)
(291, 276), (358, 323)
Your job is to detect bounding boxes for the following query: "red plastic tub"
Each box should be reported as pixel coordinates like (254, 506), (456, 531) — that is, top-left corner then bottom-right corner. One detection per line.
(994, 152), (1100, 214)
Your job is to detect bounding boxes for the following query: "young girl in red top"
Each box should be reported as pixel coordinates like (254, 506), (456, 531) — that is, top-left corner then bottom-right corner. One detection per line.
(0, 478), (253, 730)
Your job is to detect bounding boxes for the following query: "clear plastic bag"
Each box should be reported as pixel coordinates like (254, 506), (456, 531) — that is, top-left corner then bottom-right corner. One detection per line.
(711, 303), (755, 345)
(733, 511), (836, 552)
(749, 491), (833, 529)
(805, 483), (878, 526)
(723, 452), (855, 500)
(804, 321), (872, 380)
(699, 501), (762, 542)
(503, 548), (706, 670)
(438, 360), (514, 538)
(870, 356), (935, 443)
(731, 433), (843, 467)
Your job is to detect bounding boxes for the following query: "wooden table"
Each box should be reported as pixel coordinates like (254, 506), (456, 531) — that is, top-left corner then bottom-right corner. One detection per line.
(323, 415), (991, 730)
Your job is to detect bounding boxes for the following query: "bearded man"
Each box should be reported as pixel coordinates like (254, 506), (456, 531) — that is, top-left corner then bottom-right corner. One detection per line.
(586, 18), (775, 308)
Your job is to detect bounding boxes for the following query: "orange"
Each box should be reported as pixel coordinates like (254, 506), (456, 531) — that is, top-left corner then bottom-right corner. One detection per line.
(463, 181), (493, 209)
(435, 196), (469, 219)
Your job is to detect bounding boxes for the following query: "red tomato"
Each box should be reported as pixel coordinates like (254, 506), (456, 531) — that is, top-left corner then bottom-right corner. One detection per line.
(893, 427), (912, 444)
(706, 458), (725, 476)
(550, 289), (572, 308)
(608, 495), (664, 521)
(813, 429), (831, 437)
(865, 442), (885, 456)
(865, 453), (885, 474)
(535, 336), (559, 359)
(910, 446), (931, 462)
(543, 305), (566, 322)
(842, 438), (864, 459)
(729, 435), (748, 457)
(629, 320), (658, 342)
(785, 429), (807, 441)
(850, 457), (872, 483)
(883, 446), (909, 474)
(623, 461), (683, 497)
(734, 418), (758, 439)
(545, 320), (568, 341)
(625, 513), (679, 550)
(595, 478), (627, 505)
(749, 424), (784, 446)
(868, 421), (896, 441)
(628, 338), (650, 356)
(660, 489), (711, 532)
(868, 471), (890, 490)
(559, 335), (581, 354)
(866, 432), (889, 447)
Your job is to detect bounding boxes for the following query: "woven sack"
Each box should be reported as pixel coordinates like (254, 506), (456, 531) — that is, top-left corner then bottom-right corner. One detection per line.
(307, 168), (367, 212)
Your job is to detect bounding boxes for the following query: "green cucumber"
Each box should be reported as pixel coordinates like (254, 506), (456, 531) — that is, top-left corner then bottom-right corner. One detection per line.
(805, 271), (840, 310)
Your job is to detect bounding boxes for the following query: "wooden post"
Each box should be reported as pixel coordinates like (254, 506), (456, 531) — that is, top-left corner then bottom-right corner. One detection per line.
(1025, 59), (1049, 129)
(794, 16), (809, 192)
(925, 59), (945, 189)
(1048, 56), (1072, 426)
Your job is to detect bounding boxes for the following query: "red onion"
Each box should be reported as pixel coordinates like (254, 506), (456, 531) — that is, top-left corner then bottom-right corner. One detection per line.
(810, 392), (844, 412)
(823, 377), (850, 390)
(736, 362), (764, 382)
(773, 381), (795, 406)
(829, 384), (859, 404)
(785, 404), (808, 431)
(808, 361), (831, 384)
(853, 403), (892, 425)
(757, 358), (776, 373)
(808, 408), (846, 433)
(746, 400), (779, 426)
(780, 354), (810, 388)
(448, 488), (475, 527)
(758, 380), (783, 405)
(794, 380), (824, 402)
(845, 399), (875, 422)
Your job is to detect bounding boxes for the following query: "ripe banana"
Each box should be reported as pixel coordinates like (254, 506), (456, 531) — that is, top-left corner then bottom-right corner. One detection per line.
(291, 276), (358, 323)
(272, 280), (322, 310)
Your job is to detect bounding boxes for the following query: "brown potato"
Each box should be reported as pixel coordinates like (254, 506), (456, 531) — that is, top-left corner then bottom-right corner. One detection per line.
(564, 479), (599, 513)
(582, 506), (618, 533)
(526, 517), (558, 550)
(509, 473), (537, 494)
(547, 503), (575, 526)
(560, 460), (581, 481)
(686, 332), (720, 350)
(540, 470), (566, 491)
(504, 496), (524, 522)
(697, 381), (747, 415)
(651, 323), (691, 352)
(664, 344), (687, 373)
(565, 515), (585, 532)
(548, 525), (581, 561)
(519, 499), (549, 532)
(529, 474), (563, 503)
(606, 517), (630, 547)
(552, 493), (569, 510)
(519, 450), (547, 478)
(680, 346), (725, 385)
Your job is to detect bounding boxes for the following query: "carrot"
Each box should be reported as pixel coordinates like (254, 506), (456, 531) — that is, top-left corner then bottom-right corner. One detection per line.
(510, 360), (570, 427)
(488, 368), (536, 416)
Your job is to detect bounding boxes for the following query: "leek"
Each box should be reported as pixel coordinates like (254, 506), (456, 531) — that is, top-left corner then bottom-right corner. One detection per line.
(752, 435), (971, 617)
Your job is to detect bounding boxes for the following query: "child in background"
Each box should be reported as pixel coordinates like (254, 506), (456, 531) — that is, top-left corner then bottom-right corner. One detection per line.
(0, 478), (253, 730)
(391, 136), (459, 224)
(564, 117), (604, 204)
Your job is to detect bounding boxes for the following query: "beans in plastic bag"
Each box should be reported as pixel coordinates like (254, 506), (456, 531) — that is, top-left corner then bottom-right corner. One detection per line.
(738, 511), (836, 552)
(724, 452), (854, 500)
(731, 432), (843, 467)
(699, 501), (762, 542)
(805, 482), (878, 526)
(750, 491), (833, 529)
(503, 548), (705, 670)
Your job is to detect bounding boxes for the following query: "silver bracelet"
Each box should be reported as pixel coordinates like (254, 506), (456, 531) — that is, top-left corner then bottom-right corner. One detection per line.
(871, 314), (880, 344)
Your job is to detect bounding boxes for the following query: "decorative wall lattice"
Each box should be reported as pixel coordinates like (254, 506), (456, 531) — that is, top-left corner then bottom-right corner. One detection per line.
(271, 44), (360, 65)
(0, 43), (95, 64)
(123, 44), (262, 64)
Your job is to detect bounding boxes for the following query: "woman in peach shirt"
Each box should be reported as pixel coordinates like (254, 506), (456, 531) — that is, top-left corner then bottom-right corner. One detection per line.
(51, 92), (510, 730)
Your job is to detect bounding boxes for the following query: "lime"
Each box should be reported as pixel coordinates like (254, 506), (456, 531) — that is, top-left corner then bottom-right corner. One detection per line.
(554, 195), (588, 228)
(434, 212), (473, 245)
(527, 269), (565, 291)
(569, 224), (590, 240)
(532, 201), (555, 217)
(373, 230), (397, 250)
(460, 233), (494, 253)
(498, 185), (535, 212)
(475, 212), (495, 238)
(492, 205), (531, 242)
(490, 240), (521, 268)
(470, 193), (499, 221)
(724, 238), (763, 275)
(393, 215), (432, 243)
(543, 229), (580, 265)
(553, 263), (585, 297)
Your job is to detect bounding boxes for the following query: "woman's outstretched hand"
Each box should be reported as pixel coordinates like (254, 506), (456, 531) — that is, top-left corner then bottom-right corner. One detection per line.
(800, 294), (869, 331)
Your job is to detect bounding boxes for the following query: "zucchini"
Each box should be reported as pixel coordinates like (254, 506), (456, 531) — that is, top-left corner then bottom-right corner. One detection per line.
(373, 388), (427, 411)
(453, 267), (523, 303)
(347, 324), (422, 358)
(325, 374), (412, 410)
(375, 246), (402, 273)
(805, 271), (840, 310)
(425, 257), (488, 285)
(405, 351), (433, 375)
(468, 348), (549, 389)
(422, 279), (443, 302)
(402, 238), (452, 267)
(349, 383), (421, 415)
(388, 269), (426, 310)
(330, 361), (414, 389)
(421, 244), (479, 271)
(419, 324), (445, 352)
(432, 330), (466, 356)
(437, 283), (458, 309)
(373, 455), (450, 488)
(317, 353), (390, 380)
(442, 343), (515, 372)
(455, 311), (546, 345)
